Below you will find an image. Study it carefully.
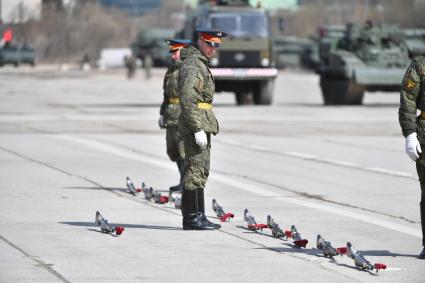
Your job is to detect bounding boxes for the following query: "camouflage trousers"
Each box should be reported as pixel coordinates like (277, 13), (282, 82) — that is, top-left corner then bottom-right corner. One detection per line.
(166, 126), (185, 176)
(182, 133), (211, 191)
(415, 151), (425, 203)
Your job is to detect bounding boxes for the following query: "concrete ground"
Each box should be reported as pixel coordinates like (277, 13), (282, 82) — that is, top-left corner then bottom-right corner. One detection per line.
(0, 65), (423, 282)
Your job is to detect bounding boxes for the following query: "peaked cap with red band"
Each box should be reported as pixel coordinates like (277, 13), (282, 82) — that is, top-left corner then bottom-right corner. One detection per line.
(197, 28), (227, 48)
(166, 39), (192, 53)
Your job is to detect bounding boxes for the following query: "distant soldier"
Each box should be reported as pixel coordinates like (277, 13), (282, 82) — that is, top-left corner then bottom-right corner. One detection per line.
(159, 39), (191, 193)
(178, 28), (227, 230)
(337, 23), (356, 51)
(359, 19), (377, 46)
(398, 56), (425, 259)
(124, 55), (136, 79)
(364, 19), (373, 30)
(81, 53), (91, 71)
(143, 53), (153, 79)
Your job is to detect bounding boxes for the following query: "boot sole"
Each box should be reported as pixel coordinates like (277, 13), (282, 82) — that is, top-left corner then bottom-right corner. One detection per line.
(183, 224), (217, 230)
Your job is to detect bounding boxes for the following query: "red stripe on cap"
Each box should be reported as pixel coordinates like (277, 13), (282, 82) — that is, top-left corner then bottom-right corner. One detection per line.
(200, 33), (221, 43)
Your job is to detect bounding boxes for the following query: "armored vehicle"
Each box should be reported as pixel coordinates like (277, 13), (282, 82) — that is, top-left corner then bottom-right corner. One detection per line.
(403, 28), (425, 58)
(318, 24), (415, 105)
(272, 36), (319, 69)
(131, 28), (175, 66)
(179, 0), (277, 105)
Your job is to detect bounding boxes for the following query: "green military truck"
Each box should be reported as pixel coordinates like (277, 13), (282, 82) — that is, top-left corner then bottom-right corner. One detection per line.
(179, 0), (277, 105)
(0, 44), (35, 67)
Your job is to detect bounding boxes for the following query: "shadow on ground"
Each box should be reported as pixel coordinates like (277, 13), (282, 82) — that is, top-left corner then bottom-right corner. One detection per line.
(60, 221), (181, 231)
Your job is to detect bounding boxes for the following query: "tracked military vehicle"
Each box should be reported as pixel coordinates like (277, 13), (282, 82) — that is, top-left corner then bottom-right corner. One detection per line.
(179, 0), (277, 105)
(131, 28), (175, 66)
(318, 24), (414, 105)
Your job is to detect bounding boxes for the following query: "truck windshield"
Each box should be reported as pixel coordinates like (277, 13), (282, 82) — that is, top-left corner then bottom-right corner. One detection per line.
(208, 12), (269, 38)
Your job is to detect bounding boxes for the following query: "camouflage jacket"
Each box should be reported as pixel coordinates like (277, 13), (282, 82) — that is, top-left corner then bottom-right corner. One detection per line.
(178, 44), (218, 136)
(399, 56), (425, 141)
(160, 61), (181, 127)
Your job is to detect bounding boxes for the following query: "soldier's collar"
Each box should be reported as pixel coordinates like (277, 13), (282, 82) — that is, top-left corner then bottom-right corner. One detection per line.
(194, 44), (210, 64)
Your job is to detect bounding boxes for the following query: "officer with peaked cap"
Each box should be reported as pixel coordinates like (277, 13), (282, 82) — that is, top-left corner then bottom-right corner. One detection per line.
(178, 28), (227, 230)
(159, 39), (191, 193)
(399, 56), (425, 259)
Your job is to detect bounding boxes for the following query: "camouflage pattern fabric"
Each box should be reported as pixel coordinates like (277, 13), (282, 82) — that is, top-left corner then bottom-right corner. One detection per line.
(399, 56), (425, 200)
(160, 61), (182, 127)
(178, 44), (218, 190)
(182, 133), (211, 190)
(159, 61), (185, 165)
(178, 44), (219, 136)
(166, 126), (185, 162)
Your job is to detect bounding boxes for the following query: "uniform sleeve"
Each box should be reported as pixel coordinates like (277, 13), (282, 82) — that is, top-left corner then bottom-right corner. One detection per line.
(179, 64), (204, 133)
(399, 59), (423, 137)
(159, 72), (169, 115)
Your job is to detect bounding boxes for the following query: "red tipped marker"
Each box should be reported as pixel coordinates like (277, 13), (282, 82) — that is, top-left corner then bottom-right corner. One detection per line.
(220, 213), (234, 222)
(336, 247), (347, 255)
(294, 239), (308, 248)
(285, 230), (293, 238)
(115, 226), (125, 235)
(248, 223), (268, 231)
(374, 263), (387, 270)
(159, 196), (169, 204)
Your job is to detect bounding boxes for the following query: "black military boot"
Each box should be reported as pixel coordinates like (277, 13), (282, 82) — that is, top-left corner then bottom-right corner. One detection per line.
(177, 158), (185, 178)
(420, 202), (425, 259)
(181, 189), (215, 230)
(170, 159), (185, 193)
(197, 188), (221, 229)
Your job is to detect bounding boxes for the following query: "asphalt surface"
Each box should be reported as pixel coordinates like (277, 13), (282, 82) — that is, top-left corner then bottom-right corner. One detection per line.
(0, 65), (423, 282)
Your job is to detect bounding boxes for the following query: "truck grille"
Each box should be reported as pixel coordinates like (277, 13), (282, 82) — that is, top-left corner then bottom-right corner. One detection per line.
(218, 51), (261, 68)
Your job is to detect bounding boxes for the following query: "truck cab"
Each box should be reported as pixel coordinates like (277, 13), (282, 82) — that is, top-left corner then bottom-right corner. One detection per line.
(180, 0), (277, 105)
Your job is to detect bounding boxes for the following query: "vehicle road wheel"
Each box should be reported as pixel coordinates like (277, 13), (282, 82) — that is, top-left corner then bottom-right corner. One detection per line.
(235, 91), (252, 105)
(320, 77), (364, 105)
(253, 80), (274, 105)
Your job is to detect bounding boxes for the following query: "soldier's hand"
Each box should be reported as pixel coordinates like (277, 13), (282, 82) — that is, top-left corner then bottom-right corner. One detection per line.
(194, 130), (207, 147)
(405, 132), (422, 161)
(158, 115), (165, 129)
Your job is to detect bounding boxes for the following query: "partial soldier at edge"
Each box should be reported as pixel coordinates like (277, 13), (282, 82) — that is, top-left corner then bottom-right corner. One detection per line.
(159, 39), (191, 193)
(178, 28), (227, 230)
(398, 56), (425, 259)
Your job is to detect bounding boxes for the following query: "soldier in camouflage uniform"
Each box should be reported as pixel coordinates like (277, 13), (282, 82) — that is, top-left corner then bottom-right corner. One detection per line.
(159, 39), (191, 192)
(178, 28), (227, 230)
(398, 56), (425, 259)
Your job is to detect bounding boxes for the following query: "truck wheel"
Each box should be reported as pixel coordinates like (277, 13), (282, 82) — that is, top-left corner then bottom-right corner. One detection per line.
(235, 91), (252, 105)
(30, 61), (35, 67)
(253, 80), (274, 105)
(14, 62), (19, 68)
(320, 76), (364, 105)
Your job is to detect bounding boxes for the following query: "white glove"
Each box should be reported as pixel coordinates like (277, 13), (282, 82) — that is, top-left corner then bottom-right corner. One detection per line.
(194, 130), (207, 147)
(158, 115), (165, 129)
(405, 132), (422, 161)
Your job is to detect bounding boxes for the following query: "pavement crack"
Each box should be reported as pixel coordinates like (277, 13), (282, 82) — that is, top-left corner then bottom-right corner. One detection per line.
(214, 168), (419, 224)
(215, 139), (416, 180)
(0, 234), (70, 283)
